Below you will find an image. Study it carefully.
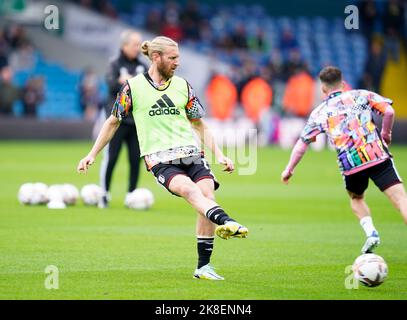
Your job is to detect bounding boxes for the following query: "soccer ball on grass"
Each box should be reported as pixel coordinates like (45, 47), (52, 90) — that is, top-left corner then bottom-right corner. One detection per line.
(80, 184), (104, 206)
(352, 253), (388, 287)
(125, 188), (154, 210)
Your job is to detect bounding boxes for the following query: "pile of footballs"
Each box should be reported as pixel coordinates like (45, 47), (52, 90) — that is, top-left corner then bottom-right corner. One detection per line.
(17, 183), (154, 210)
(17, 183), (103, 209)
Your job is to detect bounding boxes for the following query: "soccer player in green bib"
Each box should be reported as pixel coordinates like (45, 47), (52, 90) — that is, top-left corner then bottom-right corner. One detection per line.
(77, 36), (248, 280)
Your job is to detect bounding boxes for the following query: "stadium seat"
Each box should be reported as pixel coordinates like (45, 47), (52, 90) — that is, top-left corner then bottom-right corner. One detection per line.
(14, 54), (84, 119)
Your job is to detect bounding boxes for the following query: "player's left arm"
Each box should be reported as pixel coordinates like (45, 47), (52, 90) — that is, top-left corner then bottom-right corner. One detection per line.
(281, 109), (323, 184)
(191, 118), (234, 172)
(185, 82), (234, 173)
(281, 139), (309, 184)
(367, 91), (395, 145)
(368, 92), (395, 146)
(185, 81), (234, 172)
(381, 105), (395, 146)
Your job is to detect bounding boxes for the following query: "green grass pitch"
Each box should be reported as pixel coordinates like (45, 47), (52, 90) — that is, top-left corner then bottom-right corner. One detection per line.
(0, 141), (406, 300)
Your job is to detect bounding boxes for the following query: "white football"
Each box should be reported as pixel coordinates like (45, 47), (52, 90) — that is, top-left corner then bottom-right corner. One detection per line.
(47, 184), (65, 202)
(47, 200), (66, 209)
(18, 183), (36, 205)
(125, 188), (154, 210)
(352, 253), (388, 287)
(61, 184), (79, 205)
(31, 182), (49, 204)
(80, 184), (103, 206)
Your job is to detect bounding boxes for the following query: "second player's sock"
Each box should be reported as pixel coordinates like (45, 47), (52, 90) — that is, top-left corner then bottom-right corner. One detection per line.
(197, 237), (214, 269)
(205, 206), (235, 225)
(360, 216), (378, 237)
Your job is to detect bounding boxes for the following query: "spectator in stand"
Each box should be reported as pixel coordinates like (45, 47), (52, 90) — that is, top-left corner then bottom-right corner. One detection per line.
(383, 0), (405, 62)
(235, 58), (257, 99)
(75, 0), (117, 19)
(361, 38), (387, 93)
(0, 66), (21, 116)
(267, 49), (288, 115)
(146, 9), (163, 35)
(96, 0), (118, 19)
(180, 0), (201, 23)
(4, 24), (28, 50)
(285, 48), (305, 79)
(9, 40), (36, 71)
(231, 24), (248, 49)
(161, 2), (184, 42)
(0, 29), (10, 69)
(360, 0), (379, 44)
(198, 20), (214, 46)
(216, 33), (235, 51)
(248, 28), (268, 52)
(22, 76), (44, 117)
(0, 56), (7, 70)
(79, 67), (101, 121)
(182, 16), (201, 42)
(267, 49), (287, 82)
(164, 0), (181, 20)
(161, 17), (184, 42)
(180, 0), (202, 41)
(279, 27), (298, 58)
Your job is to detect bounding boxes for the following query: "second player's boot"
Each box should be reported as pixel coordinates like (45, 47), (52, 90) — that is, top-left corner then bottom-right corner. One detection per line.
(361, 231), (380, 253)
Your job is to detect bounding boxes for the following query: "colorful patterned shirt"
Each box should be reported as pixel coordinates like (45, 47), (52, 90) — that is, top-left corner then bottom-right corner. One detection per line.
(111, 78), (205, 169)
(300, 89), (393, 175)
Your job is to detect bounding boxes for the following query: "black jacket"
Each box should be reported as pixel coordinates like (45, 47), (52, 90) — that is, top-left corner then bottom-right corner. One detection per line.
(105, 50), (148, 125)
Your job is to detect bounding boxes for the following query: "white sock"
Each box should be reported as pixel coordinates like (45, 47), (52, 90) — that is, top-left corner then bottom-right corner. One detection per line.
(360, 216), (377, 237)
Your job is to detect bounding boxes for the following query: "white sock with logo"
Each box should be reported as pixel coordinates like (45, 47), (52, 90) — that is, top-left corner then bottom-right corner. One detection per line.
(360, 216), (377, 237)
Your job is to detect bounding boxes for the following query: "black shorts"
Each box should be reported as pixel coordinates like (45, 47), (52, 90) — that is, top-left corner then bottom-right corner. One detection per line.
(344, 158), (402, 195)
(150, 155), (220, 196)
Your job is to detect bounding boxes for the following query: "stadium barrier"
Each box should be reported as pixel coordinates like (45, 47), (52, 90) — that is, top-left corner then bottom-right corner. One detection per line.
(1, 117), (407, 144)
(0, 117), (93, 140)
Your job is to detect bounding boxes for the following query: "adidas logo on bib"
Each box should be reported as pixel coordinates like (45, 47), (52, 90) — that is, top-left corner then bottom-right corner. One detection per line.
(149, 94), (180, 117)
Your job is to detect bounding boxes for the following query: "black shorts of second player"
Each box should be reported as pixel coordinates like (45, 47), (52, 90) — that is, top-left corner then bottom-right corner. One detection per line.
(150, 155), (220, 196)
(344, 158), (402, 196)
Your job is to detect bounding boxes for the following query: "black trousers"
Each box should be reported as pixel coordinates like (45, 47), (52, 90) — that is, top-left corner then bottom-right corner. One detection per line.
(100, 123), (141, 193)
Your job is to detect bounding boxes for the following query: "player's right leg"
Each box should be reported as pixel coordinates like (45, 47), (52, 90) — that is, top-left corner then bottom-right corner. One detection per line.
(348, 191), (380, 253)
(154, 170), (245, 240)
(169, 175), (247, 239)
(150, 162), (248, 239)
(193, 179), (221, 280)
(193, 213), (223, 280)
(370, 159), (407, 224)
(345, 172), (380, 253)
(188, 157), (248, 240)
(383, 183), (407, 224)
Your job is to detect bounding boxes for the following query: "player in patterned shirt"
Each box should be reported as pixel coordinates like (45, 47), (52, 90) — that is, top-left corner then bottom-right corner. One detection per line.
(281, 66), (407, 254)
(77, 36), (248, 280)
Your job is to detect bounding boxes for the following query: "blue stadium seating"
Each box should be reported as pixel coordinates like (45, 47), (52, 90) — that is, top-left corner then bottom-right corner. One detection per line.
(13, 54), (102, 119)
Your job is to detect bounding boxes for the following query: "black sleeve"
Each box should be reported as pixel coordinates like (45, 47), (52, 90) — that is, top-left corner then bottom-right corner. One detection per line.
(106, 59), (122, 97)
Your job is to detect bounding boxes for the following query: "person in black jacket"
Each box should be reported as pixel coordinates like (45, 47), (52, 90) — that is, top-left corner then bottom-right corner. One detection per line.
(99, 30), (147, 208)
